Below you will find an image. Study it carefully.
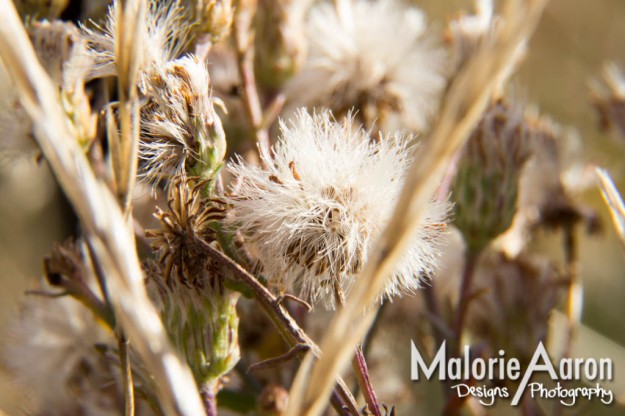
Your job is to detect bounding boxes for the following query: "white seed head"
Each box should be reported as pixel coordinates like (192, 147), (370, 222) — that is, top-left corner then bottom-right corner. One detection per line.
(285, 0), (448, 132)
(225, 109), (449, 308)
(82, 0), (189, 80)
(2, 291), (119, 415)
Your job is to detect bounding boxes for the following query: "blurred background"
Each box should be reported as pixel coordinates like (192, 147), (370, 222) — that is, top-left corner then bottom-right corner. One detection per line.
(1, 0), (625, 414)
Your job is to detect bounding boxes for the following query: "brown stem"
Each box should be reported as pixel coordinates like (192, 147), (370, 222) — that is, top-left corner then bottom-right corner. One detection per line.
(554, 223), (580, 416)
(119, 334), (135, 416)
(198, 239), (360, 415)
(233, 0), (271, 164)
(444, 253), (480, 414)
(352, 346), (382, 416)
(453, 252), (479, 352)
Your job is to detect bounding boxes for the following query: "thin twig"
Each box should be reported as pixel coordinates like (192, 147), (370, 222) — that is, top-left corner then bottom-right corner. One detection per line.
(119, 334), (135, 416)
(553, 223), (580, 416)
(596, 167), (625, 253)
(247, 344), (310, 373)
(115, 0), (145, 214)
(453, 252), (480, 352)
(233, 0), (271, 164)
(198, 238), (360, 416)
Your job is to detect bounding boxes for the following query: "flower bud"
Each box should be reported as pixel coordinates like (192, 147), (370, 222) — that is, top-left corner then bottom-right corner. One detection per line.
(194, 0), (234, 44)
(452, 98), (531, 256)
(254, 0), (307, 89)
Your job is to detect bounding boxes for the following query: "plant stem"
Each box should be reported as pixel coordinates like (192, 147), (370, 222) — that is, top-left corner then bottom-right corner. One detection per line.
(352, 346), (382, 416)
(200, 382), (218, 416)
(453, 252), (479, 352)
(198, 239), (360, 415)
(554, 223), (580, 416)
(119, 333), (135, 416)
(233, 0), (271, 164)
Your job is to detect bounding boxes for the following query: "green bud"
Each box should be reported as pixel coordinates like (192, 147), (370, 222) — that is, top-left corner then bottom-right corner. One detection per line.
(453, 98), (531, 255)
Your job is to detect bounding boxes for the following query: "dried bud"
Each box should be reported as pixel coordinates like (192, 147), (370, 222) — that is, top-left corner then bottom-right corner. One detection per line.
(146, 176), (239, 386)
(28, 20), (97, 150)
(0, 20), (96, 159)
(15, 0), (68, 19)
(467, 252), (566, 369)
(590, 62), (625, 140)
(446, 0), (494, 70)
(254, 0), (308, 89)
(285, 0), (447, 132)
(194, 0), (234, 44)
(257, 384), (289, 416)
(452, 98), (532, 256)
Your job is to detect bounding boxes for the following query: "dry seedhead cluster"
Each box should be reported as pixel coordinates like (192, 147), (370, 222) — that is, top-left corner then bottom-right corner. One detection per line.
(0, 0), (623, 415)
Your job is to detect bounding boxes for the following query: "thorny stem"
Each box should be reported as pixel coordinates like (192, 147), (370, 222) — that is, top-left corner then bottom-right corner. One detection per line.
(198, 239), (360, 416)
(233, 0), (272, 165)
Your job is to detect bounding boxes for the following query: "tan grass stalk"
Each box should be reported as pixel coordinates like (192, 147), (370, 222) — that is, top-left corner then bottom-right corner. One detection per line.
(285, 1), (550, 415)
(113, 0), (145, 212)
(596, 167), (625, 253)
(0, 2), (204, 415)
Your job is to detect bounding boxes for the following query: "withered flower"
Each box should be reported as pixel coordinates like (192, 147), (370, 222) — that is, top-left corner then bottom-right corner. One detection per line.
(147, 175), (226, 288)
(468, 252), (566, 369)
(146, 175), (239, 399)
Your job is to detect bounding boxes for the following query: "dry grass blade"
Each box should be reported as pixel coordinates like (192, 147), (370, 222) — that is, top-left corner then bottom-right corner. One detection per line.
(285, 1), (550, 415)
(0, 2), (204, 415)
(114, 0), (145, 212)
(596, 167), (625, 252)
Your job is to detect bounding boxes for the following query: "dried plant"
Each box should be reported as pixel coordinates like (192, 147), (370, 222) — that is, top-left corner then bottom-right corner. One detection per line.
(1, 0), (624, 415)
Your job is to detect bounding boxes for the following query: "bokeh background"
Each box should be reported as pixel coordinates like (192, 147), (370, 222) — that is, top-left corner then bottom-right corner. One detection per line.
(1, 0), (625, 414)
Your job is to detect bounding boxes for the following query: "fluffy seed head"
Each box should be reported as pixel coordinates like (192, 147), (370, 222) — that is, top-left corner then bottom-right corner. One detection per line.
(82, 0), (189, 80)
(285, 0), (447, 132)
(2, 289), (120, 415)
(139, 55), (227, 186)
(225, 109), (449, 308)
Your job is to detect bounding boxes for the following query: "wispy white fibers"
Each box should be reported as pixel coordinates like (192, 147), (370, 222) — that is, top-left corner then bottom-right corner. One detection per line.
(286, 0), (448, 132)
(226, 109), (449, 308)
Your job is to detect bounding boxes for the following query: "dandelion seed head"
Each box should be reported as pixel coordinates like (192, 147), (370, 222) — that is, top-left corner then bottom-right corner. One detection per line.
(226, 109), (449, 308)
(286, 0), (447, 132)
